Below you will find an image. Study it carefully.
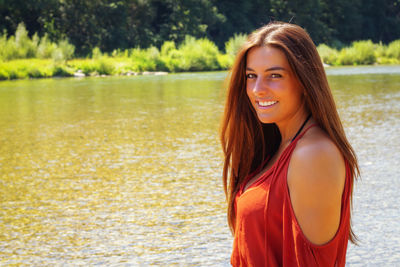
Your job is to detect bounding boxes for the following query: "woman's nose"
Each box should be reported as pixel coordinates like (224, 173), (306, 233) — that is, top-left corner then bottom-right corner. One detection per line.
(252, 78), (267, 95)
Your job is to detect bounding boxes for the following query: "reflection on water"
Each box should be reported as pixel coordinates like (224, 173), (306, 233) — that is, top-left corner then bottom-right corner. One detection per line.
(0, 67), (399, 265)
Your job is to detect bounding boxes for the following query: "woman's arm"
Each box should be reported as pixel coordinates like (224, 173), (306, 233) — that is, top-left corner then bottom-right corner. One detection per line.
(287, 130), (346, 245)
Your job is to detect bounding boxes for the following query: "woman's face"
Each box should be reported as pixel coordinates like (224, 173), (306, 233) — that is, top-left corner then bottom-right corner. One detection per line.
(246, 45), (306, 126)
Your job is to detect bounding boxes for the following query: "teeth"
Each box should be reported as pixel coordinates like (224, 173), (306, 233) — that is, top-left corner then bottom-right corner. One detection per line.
(258, 101), (277, 107)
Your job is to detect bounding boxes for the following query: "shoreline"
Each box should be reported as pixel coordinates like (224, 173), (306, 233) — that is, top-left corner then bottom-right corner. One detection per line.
(1, 60), (400, 82)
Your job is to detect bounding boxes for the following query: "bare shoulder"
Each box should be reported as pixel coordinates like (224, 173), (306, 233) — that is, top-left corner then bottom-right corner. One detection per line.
(287, 127), (346, 245)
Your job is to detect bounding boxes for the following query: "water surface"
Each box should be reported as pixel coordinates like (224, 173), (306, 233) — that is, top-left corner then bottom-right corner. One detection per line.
(0, 66), (399, 266)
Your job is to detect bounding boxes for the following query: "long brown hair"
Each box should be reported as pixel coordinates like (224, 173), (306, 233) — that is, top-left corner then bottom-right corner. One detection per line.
(220, 22), (359, 243)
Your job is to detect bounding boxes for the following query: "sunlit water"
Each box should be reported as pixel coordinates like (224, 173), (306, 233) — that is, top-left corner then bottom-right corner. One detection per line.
(0, 66), (399, 266)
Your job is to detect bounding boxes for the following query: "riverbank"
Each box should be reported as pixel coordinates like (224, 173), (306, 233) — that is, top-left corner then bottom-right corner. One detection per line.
(2, 57), (400, 81)
(0, 58), (171, 80)
(1, 25), (400, 81)
(0, 25), (242, 81)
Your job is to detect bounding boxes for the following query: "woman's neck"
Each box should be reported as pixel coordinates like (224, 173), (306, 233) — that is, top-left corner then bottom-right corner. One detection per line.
(277, 111), (310, 146)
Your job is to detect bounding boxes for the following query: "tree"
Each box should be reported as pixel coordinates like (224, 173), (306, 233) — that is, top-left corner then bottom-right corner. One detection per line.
(0, 0), (59, 38)
(211, 0), (271, 48)
(269, 0), (329, 44)
(320, 0), (363, 46)
(1, 0), (400, 56)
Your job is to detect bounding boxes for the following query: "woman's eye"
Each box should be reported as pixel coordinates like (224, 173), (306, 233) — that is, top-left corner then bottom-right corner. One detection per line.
(270, 73), (282, 78)
(246, 73), (256, 79)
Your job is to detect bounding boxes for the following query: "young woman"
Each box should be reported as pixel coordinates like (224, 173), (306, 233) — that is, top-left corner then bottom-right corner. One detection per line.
(220, 22), (359, 266)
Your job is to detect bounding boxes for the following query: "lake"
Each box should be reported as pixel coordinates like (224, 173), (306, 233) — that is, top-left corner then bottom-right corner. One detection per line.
(0, 66), (399, 266)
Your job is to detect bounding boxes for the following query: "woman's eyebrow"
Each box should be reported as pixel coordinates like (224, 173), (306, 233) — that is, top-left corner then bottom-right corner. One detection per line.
(246, 66), (286, 72)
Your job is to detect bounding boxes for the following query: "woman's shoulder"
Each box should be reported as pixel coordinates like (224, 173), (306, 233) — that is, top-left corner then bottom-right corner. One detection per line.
(287, 126), (346, 245)
(289, 125), (346, 195)
(293, 126), (344, 167)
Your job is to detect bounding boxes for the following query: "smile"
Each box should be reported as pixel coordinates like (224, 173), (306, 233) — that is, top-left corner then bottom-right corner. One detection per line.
(257, 100), (277, 107)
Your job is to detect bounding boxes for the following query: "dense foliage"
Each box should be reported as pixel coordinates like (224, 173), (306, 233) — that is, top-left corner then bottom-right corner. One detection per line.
(1, 0), (400, 56)
(0, 23), (399, 80)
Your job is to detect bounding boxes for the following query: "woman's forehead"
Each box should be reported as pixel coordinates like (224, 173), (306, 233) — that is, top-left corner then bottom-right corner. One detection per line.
(246, 46), (290, 70)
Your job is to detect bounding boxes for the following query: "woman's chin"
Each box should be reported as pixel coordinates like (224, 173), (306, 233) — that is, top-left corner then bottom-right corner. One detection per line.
(256, 114), (275, 124)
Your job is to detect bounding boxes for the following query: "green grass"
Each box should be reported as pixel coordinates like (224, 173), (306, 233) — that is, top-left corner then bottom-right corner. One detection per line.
(67, 58), (115, 76)
(0, 59), (74, 80)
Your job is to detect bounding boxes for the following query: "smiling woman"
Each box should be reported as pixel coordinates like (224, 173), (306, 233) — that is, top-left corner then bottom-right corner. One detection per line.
(220, 22), (359, 266)
(245, 46), (305, 127)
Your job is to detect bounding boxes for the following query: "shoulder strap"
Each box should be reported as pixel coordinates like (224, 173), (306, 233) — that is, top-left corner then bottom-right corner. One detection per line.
(291, 123), (318, 144)
(290, 114), (311, 143)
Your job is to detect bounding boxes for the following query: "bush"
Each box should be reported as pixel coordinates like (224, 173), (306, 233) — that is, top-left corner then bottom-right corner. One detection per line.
(352, 40), (376, 64)
(336, 47), (359, 65)
(317, 44), (339, 65)
(177, 36), (221, 71)
(374, 42), (391, 64)
(376, 57), (400, 64)
(0, 33), (10, 60)
(52, 65), (73, 77)
(0, 23), (75, 62)
(374, 42), (386, 58)
(160, 41), (181, 72)
(95, 58), (115, 75)
(386, 40), (400, 59)
(14, 23), (37, 58)
(217, 54), (231, 69)
(225, 33), (247, 56)
(160, 41), (176, 56)
(224, 33), (247, 67)
(68, 57), (115, 75)
(0, 24), (38, 60)
(37, 34), (57, 58)
(68, 58), (113, 75)
(336, 40), (376, 65)
(56, 39), (75, 61)
(91, 47), (103, 59)
(0, 66), (10, 80)
(2, 29), (400, 81)
(130, 47), (159, 72)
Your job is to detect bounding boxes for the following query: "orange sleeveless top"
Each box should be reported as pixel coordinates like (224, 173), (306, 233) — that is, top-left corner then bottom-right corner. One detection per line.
(231, 125), (352, 267)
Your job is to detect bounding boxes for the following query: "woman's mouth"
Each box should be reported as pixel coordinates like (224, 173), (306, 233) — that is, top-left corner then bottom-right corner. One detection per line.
(256, 100), (277, 109)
